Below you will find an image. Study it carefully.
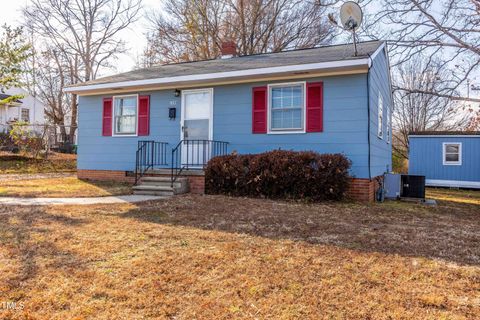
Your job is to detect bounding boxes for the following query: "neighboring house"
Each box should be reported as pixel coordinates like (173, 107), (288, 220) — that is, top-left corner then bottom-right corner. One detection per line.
(65, 40), (393, 201)
(0, 87), (46, 133)
(409, 131), (480, 189)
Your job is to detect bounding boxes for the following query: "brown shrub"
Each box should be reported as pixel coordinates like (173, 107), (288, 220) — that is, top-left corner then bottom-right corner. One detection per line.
(205, 150), (351, 201)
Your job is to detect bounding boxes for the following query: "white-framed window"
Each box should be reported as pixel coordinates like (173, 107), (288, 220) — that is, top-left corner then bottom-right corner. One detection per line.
(377, 93), (383, 138)
(268, 82), (305, 133)
(443, 142), (462, 165)
(21, 108), (30, 122)
(113, 95), (138, 135)
(386, 104), (390, 143)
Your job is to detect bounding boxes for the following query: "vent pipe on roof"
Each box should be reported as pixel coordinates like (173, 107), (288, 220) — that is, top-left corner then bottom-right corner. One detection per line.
(220, 41), (237, 59)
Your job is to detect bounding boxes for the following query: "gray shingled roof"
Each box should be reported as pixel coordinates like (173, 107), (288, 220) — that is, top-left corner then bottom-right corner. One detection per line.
(72, 41), (384, 87)
(0, 93), (22, 103)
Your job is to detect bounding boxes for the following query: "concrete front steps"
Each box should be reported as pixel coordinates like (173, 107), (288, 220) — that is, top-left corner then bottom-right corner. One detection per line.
(133, 176), (189, 197)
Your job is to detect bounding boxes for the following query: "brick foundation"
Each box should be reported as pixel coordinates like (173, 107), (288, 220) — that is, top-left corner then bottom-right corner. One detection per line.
(78, 169), (380, 202)
(77, 169), (135, 184)
(346, 176), (382, 202)
(77, 169), (205, 193)
(188, 175), (205, 194)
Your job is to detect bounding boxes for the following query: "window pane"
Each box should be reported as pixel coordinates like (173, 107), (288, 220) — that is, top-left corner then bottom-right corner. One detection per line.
(445, 153), (459, 162)
(271, 108), (302, 129)
(292, 95), (302, 106)
(272, 97), (282, 109)
(272, 110), (283, 129)
(291, 86), (302, 96)
(290, 109), (302, 128)
(271, 85), (303, 109)
(445, 145), (459, 153)
(270, 85), (304, 131)
(185, 92), (210, 119)
(114, 97), (137, 134)
(184, 119), (209, 140)
(272, 88), (282, 100)
(115, 115), (136, 134)
(115, 97), (136, 115)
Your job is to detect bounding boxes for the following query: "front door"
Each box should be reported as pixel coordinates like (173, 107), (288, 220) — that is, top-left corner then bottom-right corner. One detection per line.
(181, 88), (213, 167)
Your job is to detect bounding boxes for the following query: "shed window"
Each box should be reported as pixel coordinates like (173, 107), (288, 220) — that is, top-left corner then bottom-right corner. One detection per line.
(443, 143), (462, 165)
(378, 94), (383, 138)
(114, 96), (137, 135)
(21, 108), (30, 122)
(269, 83), (304, 132)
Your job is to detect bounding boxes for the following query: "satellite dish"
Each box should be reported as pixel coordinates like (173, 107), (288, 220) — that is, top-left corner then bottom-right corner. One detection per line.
(340, 1), (363, 31)
(337, 1), (363, 56)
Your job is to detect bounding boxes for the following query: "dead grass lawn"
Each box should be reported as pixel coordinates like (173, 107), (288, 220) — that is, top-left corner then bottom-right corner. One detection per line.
(0, 190), (478, 319)
(0, 177), (131, 197)
(0, 152), (76, 174)
(427, 187), (480, 205)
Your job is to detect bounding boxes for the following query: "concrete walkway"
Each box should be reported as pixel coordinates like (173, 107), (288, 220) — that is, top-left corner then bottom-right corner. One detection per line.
(0, 195), (165, 206)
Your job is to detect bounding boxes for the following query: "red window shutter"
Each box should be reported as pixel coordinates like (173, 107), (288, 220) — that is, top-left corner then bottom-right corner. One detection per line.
(102, 97), (113, 136)
(306, 82), (323, 132)
(252, 86), (267, 133)
(138, 95), (150, 136)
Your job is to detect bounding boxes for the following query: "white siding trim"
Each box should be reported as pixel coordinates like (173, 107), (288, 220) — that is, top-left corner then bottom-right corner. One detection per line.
(426, 179), (480, 189)
(368, 42), (386, 63)
(64, 58), (370, 94)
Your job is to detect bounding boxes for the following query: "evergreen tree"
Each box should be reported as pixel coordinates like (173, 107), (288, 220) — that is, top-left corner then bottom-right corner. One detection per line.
(0, 25), (31, 104)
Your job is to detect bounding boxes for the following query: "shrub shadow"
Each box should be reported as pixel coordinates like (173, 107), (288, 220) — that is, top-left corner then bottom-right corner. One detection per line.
(119, 194), (480, 267)
(0, 206), (88, 291)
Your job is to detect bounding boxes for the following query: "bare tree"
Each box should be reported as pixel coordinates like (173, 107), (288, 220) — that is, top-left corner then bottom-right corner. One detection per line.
(34, 48), (77, 141)
(23, 0), (141, 142)
(465, 110), (480, 130)
(392, 56), (469, 158)
(361, 0), (480, 166)
(144, 0), (336, 64)
(369, 0), (480, 104)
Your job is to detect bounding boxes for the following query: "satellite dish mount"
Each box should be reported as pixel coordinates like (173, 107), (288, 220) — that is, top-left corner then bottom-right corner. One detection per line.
(339, 1), (364, 56)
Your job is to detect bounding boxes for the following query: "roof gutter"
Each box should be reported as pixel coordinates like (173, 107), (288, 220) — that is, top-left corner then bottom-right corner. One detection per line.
(64, 58), (371, 95)
(409, 135), (480, 138)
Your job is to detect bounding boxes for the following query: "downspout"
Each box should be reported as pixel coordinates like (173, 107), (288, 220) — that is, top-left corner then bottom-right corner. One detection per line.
(367, 54), (373, 181)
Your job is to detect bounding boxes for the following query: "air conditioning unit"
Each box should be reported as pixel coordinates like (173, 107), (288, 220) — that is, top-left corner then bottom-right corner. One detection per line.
(384, 174), (425, 199)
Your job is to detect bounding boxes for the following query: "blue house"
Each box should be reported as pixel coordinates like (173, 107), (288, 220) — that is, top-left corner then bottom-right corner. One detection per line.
(409, 132), (480, 189)
(65, 41), (393, 201)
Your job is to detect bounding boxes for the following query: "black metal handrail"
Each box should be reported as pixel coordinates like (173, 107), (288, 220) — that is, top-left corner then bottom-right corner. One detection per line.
(171, 139), (229, 186)
(135, 140), (169, 184)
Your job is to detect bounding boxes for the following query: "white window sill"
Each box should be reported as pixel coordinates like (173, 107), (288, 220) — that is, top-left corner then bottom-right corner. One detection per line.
(443, 162), (462, 166)
(112, 133), (138, 137)
(267, 130), (306, 135)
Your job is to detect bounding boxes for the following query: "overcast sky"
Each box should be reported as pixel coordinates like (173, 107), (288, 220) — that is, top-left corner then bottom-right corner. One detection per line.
(1, 0), (478, 97)
(1, 0), (159, 75)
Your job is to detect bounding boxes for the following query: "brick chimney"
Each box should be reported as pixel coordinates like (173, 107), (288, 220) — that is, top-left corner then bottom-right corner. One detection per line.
(220, 41), (237, 59)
